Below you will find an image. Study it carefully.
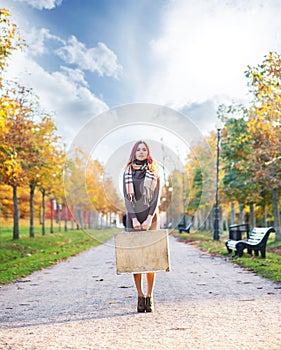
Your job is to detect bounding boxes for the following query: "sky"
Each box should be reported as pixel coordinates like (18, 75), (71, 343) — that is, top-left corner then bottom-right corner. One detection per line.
(1, 0), (281, 166)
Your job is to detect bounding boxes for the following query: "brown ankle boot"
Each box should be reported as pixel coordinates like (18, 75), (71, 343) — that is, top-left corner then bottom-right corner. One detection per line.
(145, 296), (154, 312)
(137, 296), (146, 312)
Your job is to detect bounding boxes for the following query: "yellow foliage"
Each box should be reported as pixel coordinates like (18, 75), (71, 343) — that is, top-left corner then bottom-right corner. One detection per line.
(0, 8), (25, 74)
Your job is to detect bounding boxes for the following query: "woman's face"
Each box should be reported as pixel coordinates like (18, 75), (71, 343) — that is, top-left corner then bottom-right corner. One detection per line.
(135, 143), (148, 161)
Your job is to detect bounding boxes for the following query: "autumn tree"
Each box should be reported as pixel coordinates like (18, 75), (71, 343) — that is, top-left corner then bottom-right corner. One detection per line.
(23, 112), (64, 237)
(0, 8), (25, 74)
(64, 148), (100, 229)
(167, 169), (186, 227)
(64, 148), (122, 230)
(0, 9), (29, 238)
(0, 83), (36, 239)
(245, 52), (281, 240)
(0, 8), (26, 179)
(218, 104), (261, 228)
(181, 134), (216, 231)
(0, 9), (66, 237)
(64, 149), (86, 228)
(86, 158), (122, 227)
(41, 151), (65, 235)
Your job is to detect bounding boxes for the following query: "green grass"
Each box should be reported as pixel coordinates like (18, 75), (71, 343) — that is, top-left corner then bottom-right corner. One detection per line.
(174, 230), (281, 284)
(0, 227), (118, 285)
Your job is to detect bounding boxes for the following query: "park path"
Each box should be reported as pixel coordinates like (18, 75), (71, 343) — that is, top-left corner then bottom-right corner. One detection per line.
(0, 235), (281, 350)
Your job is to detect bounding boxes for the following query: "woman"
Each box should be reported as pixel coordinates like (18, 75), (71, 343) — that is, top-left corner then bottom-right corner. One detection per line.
(123, 140), (160, 313)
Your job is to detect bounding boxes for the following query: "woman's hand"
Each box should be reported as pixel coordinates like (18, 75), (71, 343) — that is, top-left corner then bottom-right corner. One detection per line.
(141, 215), (152, 231)
(132, 218), (141, 230)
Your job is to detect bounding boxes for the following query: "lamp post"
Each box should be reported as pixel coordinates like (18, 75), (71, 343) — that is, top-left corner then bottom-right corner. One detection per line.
(214, 120), (223, 241)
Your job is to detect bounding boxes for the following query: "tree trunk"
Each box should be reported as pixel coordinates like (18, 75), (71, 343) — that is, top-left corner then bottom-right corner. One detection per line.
(260, 190), (267, 226)
(50, 198), (54, 233)
(76, 208), (81, 229)
(70, 208), (75, 230)
(88, 211), (92, 229)
(29, 182), (35, 238)
(261, 201), (267, 226)
(199, 208), (203, 230)
(272, 188), (281, 241)
(100, 213), (103, 229)
(193, 211), (198, 231)
(249, 203), (256, 231)
(92, 210), (99, 229)
(219, 206), (224, 233)
(83, 210), (87, 229)
(88, 211), (91, 229)
(12, 185), (19, 240)
(231, 202), (235, 225)
(56, 202), (59, 223)
(239, 203), (244, 224)
(225, 209), (229, 232)
(58, 204), (62, 232)
(39, 206), (42, 225)
(41, 189), (46, 236)
(64, 205), (68, 232)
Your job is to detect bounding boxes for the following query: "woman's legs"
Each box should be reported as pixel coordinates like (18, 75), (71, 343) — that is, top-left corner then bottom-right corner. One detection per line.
(133, 214), (159, 312)
(134, 273), (146, 312)
(146, 272), (156, 297)
(133, 272), (156, 297)
(134, 273), (155, 312)
(145, 272), (156, 312)
(133, 273), (144, 296)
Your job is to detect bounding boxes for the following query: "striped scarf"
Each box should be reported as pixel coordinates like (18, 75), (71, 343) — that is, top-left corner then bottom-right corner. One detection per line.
(124, 162), (158, 206)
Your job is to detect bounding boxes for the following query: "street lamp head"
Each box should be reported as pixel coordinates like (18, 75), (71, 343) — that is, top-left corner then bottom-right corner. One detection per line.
(215, 119), (224, 131)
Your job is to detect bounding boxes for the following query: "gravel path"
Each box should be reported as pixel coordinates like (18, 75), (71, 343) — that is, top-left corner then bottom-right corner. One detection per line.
(1, 235), (281, 350)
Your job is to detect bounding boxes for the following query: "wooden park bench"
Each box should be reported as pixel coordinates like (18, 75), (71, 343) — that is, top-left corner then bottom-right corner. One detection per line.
(178, 222), (192, 234)
(225, 226), (275, 258)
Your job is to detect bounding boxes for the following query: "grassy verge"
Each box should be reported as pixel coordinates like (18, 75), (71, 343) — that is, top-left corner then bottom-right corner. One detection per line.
(0, 228), (118, 285)
(173, 230), (281, 284)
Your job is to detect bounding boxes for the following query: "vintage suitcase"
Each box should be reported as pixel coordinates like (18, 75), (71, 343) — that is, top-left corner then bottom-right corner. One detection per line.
(114, 229), (170, 274)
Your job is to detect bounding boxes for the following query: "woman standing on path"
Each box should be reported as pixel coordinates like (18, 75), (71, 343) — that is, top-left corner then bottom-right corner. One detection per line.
(123, 140), (160, 313)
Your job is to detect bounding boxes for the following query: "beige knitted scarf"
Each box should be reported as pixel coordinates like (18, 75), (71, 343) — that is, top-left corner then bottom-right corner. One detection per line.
(124, 162), (158, 206)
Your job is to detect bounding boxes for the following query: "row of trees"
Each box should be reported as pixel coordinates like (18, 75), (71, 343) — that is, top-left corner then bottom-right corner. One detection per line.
(182, 52), (281, 240)
(0, 9), (65, 239)
(0, 9), (121, 239)
(64, 148), (123, 228)
(221, 52), (281, 240)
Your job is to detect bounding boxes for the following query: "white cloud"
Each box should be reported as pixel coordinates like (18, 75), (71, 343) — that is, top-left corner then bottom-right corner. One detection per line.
(134, 0), (281, 110)
(24, 27), (64, 56)
(0, 6), (122, 144)
(55, 36), (123, 79)
(60, 66), (89, 87)
(13, 0), (63, 10)
(5, 51), (108, 145)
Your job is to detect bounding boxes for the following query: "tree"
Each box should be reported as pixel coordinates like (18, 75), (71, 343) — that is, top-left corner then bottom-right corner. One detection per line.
(219, 104), (261, 228)
(183, 133), (216, 230)
(64, 148), (122, 229)
(37, 130), (65, 235)
(0, 9), (67, 236)
(167, 169), (187, 227)
(245, 52), (281, 240)
(0, 83), (35, 239)
(0, 9), (26, 180)
(0, 8), (25, 74)
(0, 9), (28, 238)
(24, 112), (64, 237)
